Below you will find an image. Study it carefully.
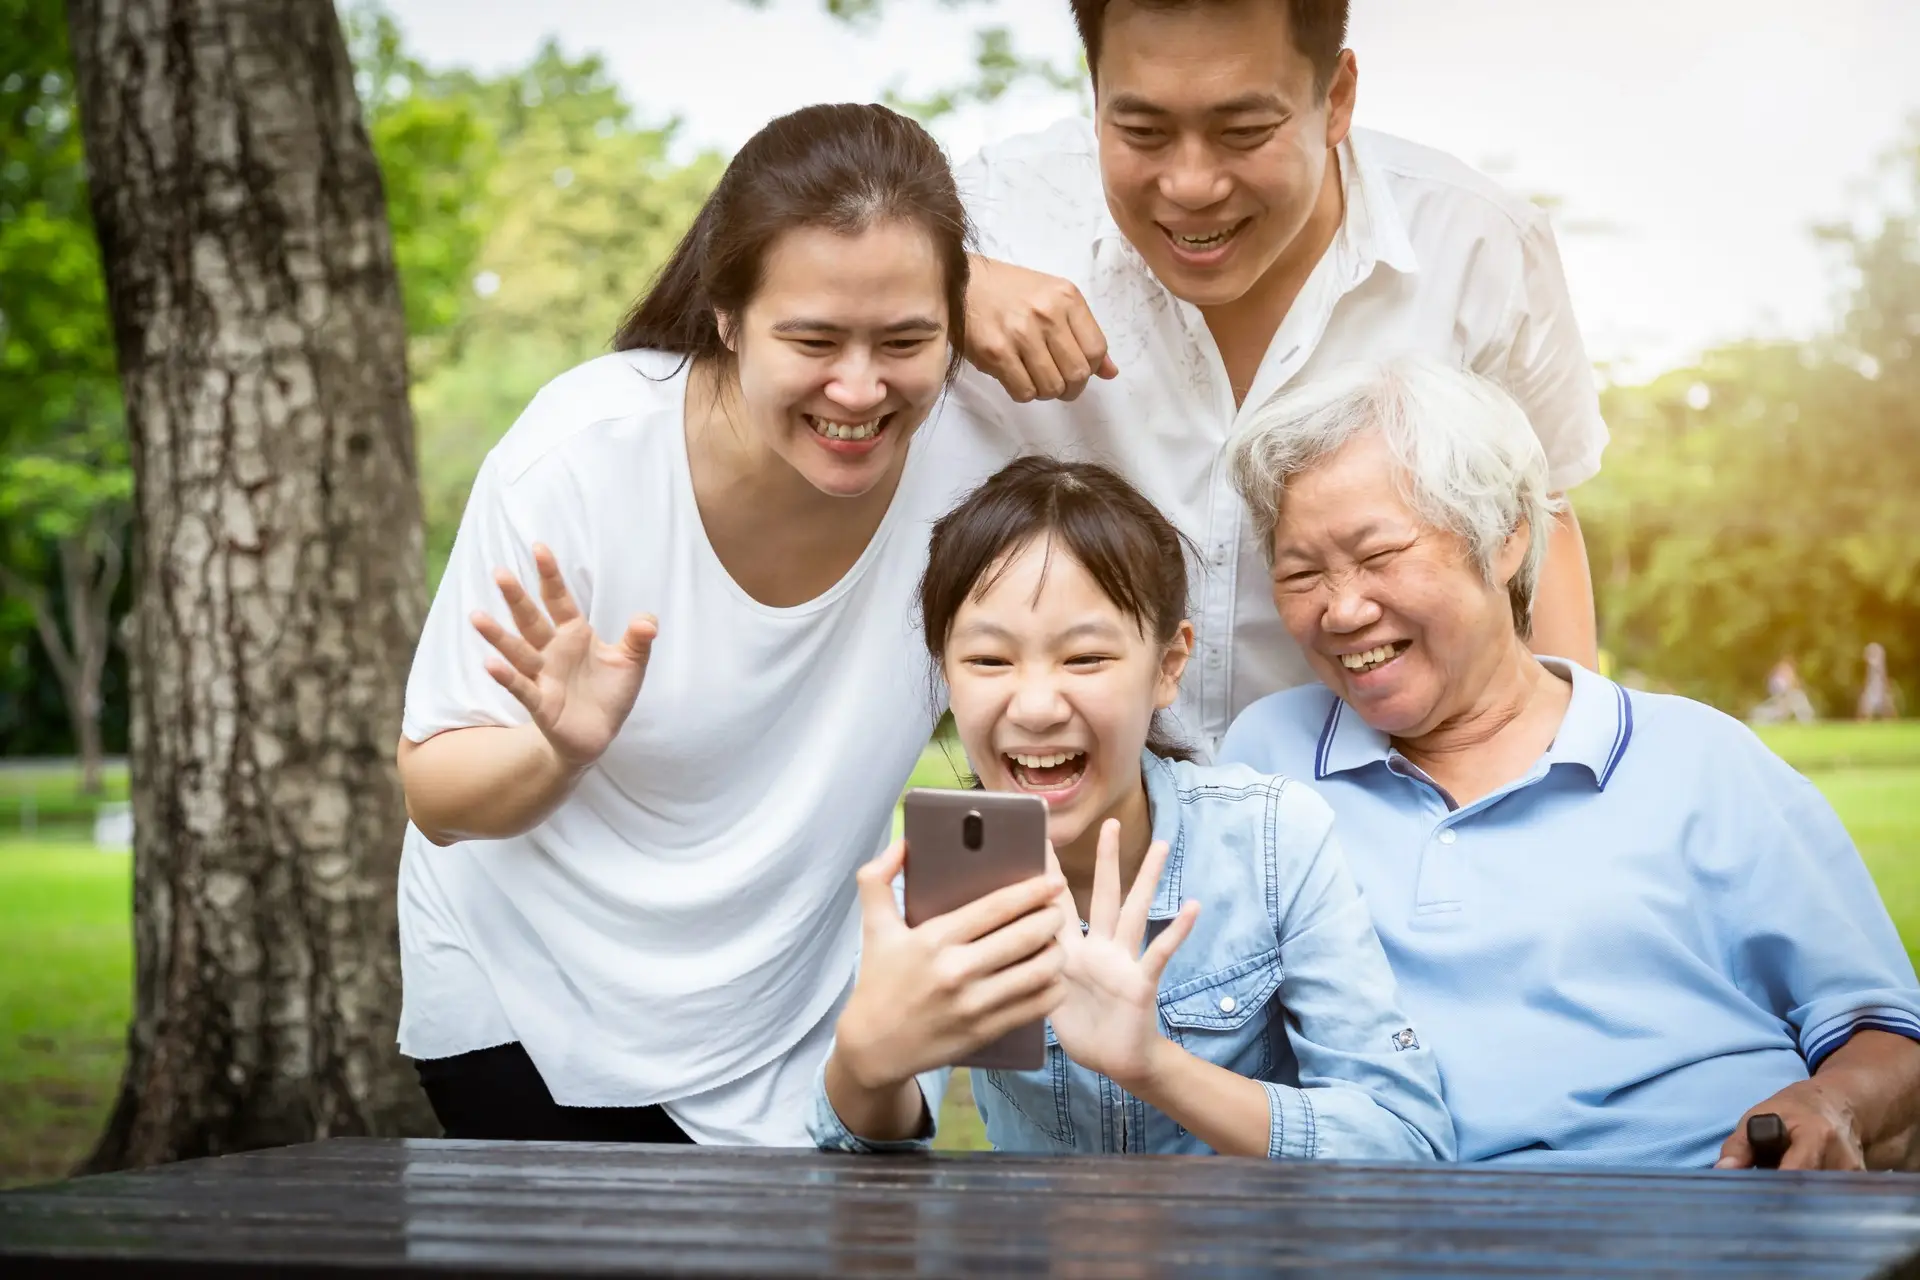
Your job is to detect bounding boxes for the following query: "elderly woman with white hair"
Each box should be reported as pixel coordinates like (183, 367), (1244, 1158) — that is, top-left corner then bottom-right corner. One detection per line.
(1219, 354), (1920, 1170)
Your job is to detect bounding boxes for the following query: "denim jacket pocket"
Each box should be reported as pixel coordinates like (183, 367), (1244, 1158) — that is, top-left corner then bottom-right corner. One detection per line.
(981, 1019), (1075, 1148)
(1158, 948), (1284, 1080)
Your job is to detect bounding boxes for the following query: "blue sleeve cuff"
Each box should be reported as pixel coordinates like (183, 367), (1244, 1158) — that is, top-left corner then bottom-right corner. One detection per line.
(1262, 1080), (1319, 1160)
(807, 1055), (945, 1154)
(1803, 1007), (1920, 1072)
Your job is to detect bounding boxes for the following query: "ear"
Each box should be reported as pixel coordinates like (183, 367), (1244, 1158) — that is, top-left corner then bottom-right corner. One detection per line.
(1493, 516), (1530, 589)
(1324, 50), (1358, 149)
(715, 310), (738, 354)
(1154, 620), (1195, 711)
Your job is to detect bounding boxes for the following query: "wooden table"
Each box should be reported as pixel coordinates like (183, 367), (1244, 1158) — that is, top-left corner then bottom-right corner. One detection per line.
(4, 1138), (1920, 1278)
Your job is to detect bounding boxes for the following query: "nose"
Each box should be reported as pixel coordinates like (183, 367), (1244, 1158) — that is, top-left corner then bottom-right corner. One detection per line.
(825, 347), (887, 417)
(1157, 136), (1232, 211)
(1006, 666), (1071, 736)
(1321, 571), (1383, 635)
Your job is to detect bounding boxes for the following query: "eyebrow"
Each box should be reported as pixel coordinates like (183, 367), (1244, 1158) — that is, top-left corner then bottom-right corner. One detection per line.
(1106, 91), (1288, 117)
(952, 619), (1129, 644)
(769, 317), (944, 335)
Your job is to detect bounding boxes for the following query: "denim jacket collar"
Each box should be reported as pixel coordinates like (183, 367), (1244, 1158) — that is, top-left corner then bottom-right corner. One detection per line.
(1142, 750), (1187, 921)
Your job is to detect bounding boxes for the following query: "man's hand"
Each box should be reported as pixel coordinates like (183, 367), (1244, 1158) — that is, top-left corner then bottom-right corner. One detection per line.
(1716, 1079), (1864, 1170)
(964, 254), (1117, 402)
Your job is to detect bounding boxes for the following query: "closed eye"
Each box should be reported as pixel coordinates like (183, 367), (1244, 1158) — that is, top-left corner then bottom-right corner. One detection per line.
(962, 655), (1011, 670)
(1066, 653), (1117, 669)
(789, 338), (836, 353)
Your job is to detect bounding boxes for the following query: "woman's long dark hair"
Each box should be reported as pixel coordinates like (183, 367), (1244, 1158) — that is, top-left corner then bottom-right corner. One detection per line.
(920, 456), (1198, 763)
(614, 103), (970, 378)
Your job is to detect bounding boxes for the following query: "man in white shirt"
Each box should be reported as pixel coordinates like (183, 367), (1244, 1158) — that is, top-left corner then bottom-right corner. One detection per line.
(952, 0), (1608, 759)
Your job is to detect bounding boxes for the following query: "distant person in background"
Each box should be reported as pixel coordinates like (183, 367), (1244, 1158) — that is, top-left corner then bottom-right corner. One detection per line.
(1859, 643), (1900, 721)
(1753, 656), (1816, 726)
(947, 0), (1608, 759)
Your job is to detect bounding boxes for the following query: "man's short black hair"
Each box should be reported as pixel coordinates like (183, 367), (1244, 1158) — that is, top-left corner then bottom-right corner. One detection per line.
(1070, 0), (1351, 98)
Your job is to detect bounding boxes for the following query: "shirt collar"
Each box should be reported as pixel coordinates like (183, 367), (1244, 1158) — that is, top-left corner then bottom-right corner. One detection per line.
(1093, 127), (1420, 280)
(1313, 656), (1635, 791)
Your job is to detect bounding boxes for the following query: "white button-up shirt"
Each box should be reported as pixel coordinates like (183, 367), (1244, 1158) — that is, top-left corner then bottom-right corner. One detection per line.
(949, 118), (1610, 759)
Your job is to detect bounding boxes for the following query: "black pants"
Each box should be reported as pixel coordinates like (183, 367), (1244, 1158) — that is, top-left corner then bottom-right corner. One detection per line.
(414, 1041), (695, 1143)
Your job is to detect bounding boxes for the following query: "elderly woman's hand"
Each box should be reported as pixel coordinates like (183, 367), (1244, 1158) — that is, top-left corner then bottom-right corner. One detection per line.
(1715, 1080), (1865, 1170)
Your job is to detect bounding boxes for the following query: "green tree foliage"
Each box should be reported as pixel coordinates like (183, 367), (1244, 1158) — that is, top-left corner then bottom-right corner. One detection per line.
(0, 0), (128, 767)
(1583, 122), (1920, 715)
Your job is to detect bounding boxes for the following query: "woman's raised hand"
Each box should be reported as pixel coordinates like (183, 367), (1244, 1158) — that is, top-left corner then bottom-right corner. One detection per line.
(1045, 820), (1199, 1089)
(832, 839), (1068, 1092)
(470, 543), (658, 769)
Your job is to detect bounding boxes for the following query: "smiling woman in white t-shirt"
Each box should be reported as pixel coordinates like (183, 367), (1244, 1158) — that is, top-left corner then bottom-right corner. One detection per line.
(393, 103), (1063, 1145)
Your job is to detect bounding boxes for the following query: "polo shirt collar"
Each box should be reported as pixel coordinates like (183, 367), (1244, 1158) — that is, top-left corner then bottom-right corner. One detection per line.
(1312, 656), (1635, 791)
(1537, 656), (1636, 789)
(1090, 127), (1420, 280)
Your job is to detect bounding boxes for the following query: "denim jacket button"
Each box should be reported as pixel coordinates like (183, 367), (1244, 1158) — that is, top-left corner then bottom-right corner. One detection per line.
(1218, 995), (1237, 1014)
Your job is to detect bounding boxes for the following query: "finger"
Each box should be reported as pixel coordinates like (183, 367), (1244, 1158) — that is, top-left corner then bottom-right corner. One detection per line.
(1087, 820), (1123, 939)
(962, 974), (1066, 1051)
(1043, 842), (1080, 947)
(936, 872), (1068, 945)
(1714, 1125), (1752, 1170)
(1009, 320), (1067, 401)
(963, 944), (1067, 1019)
(974, 332), (1039, 403)
(1095, 353), (1119, 380)
(1119, 838), (1171, 950)
(955, 903), (1066, 976)
(482, 655), (543, 717)
(1040, 318), (1093, 402)
(493, 570), (555, 649)
(1058, 294), (1109, 399)
(1141, 899), (1200, 983)
(1779, 1124), (1852, 1172)
(855, 840), (909, 934)
(533, 543), (583, 626)
(471, 611), (545, 681)
(619, 613), (659, 664)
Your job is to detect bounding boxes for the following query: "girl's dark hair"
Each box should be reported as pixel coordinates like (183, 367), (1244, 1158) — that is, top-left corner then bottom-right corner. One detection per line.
(920, 456), (1197, 763)
(613, 103), (970, 379)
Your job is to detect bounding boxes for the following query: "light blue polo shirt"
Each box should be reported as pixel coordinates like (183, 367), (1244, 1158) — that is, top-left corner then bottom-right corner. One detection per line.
(1220, 658), (1920, 1167)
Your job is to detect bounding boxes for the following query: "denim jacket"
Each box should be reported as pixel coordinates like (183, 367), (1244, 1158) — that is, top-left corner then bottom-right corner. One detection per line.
(812, 752), (1456, 1161)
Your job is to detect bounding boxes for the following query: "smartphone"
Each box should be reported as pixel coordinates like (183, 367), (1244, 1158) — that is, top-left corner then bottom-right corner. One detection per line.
(902, 787), (1050, 1072)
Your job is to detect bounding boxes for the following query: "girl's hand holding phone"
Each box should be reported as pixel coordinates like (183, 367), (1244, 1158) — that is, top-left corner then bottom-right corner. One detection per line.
(833, 838), (1069, 1093)
(1046, 819), (1200, 1090)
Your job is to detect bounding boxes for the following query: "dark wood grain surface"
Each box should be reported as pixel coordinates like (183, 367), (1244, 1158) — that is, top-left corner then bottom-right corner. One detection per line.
(4, 1138), (1920, 1278)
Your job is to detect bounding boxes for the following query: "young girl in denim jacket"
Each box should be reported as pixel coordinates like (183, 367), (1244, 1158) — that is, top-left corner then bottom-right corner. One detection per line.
(811, 457), (1454, 1160)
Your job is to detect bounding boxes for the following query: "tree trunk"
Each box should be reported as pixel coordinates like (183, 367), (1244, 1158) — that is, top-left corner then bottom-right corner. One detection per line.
(67, 0), (435, 1170)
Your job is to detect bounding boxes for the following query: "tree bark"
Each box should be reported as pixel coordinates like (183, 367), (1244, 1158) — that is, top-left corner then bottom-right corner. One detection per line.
(66, 0), (435, 1169)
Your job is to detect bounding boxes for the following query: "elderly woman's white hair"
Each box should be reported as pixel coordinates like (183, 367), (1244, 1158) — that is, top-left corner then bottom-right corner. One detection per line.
(1227, 355), (1564, 637)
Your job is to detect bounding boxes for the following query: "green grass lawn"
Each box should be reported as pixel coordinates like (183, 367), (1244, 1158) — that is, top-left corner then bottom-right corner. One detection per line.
(2, 720), (1916, 1181)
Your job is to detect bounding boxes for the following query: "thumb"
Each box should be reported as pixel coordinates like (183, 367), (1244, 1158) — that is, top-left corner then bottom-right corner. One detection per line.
(1096, 353), (1118, 379)
(855, 839), (908, 932)
(1715, 1125), (1753, 1170)
(620, 613), (659, 664)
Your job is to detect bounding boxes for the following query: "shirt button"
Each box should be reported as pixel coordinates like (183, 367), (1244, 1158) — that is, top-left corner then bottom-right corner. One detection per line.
(1218, 995), (1237, 1014)
(1207, 651), (1223, 668)
(1438, 829), (1457, 845)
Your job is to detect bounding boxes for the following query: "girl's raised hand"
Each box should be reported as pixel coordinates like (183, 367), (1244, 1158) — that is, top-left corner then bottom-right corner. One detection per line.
(470, 543), (658, 769)
(1046, 819), (1199, 1088)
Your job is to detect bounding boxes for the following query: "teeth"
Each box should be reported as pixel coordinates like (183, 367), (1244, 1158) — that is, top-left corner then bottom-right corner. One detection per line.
(808, 414), (883, 441)
(1010, 752), (1084, 769)
(1339, 644), (1401, 671)
(1176, 226), (1236, 248)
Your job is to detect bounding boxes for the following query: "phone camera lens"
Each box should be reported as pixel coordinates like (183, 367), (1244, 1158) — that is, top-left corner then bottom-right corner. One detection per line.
(962, 811), (984, 851)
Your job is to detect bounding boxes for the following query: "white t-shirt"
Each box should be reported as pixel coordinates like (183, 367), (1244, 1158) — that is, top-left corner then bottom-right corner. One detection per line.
(953, 118), (1611, 759)
(397, 349), (997, 1142)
